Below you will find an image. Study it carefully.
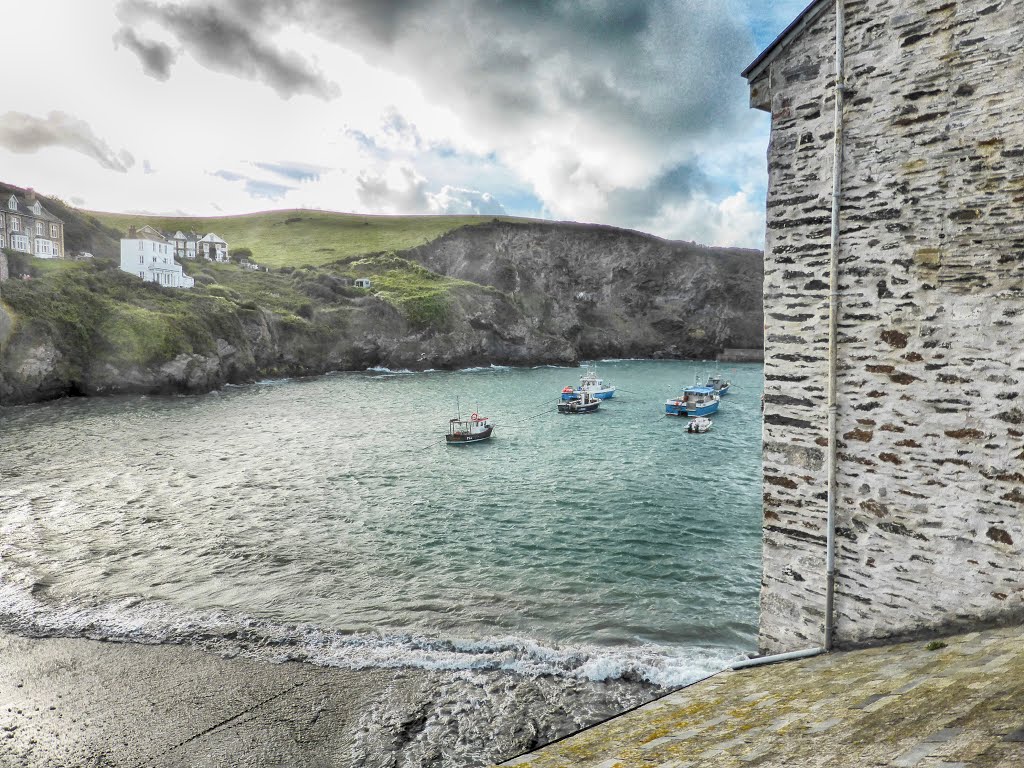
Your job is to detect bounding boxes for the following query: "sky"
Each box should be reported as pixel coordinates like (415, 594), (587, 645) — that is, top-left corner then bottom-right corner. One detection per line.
(0, 1), (810, 249)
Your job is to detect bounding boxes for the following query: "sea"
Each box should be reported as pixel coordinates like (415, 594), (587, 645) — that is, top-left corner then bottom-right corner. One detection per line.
(0, 360), (763, 765)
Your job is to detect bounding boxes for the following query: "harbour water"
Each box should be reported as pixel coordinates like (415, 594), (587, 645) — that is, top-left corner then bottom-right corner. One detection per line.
(0, 360), (763, 764)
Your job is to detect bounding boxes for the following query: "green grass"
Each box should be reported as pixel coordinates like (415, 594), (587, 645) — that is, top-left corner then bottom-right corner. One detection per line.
(87, 209), (532, 269)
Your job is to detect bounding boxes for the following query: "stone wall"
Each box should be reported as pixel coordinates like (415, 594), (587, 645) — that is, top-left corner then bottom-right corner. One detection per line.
(749, 0), (1024, 653)
(0, 251), (8, 282)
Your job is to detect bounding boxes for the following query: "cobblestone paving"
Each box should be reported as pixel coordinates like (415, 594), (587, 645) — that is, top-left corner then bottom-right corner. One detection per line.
(499, 627), (1024, 767)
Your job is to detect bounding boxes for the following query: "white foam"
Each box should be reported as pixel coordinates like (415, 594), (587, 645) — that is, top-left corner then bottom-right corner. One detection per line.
(0, 580), (738, 689)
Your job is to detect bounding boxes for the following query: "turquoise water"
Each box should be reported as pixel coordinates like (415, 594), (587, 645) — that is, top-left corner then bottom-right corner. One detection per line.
(0, 361), (762, 686)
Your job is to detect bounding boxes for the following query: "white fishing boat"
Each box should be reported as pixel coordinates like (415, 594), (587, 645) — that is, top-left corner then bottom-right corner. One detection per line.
(561, 364), (616, 400)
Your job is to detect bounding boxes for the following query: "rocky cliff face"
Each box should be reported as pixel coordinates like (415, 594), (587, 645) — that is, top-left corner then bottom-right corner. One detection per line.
(0, 222), (762, 405)
(406, 221), (764, 360)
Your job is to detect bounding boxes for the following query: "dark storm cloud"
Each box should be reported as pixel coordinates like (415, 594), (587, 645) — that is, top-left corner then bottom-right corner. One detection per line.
(605, 161), (715, 221)
(0, 111), (135, 172)
(116, 0), (338, 99)
(113, 27), (177, 80)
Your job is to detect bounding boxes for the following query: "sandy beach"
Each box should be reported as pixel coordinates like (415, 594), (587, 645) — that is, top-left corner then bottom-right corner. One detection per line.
(0, 631), (658, 767)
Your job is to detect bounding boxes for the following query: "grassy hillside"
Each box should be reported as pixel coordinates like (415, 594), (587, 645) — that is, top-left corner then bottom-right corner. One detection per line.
(88, 209), (530, 268)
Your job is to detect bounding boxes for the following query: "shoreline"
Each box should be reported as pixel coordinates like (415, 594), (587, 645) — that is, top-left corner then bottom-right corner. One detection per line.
(0, 630), (660, 767)
(0, 356), (761, 410)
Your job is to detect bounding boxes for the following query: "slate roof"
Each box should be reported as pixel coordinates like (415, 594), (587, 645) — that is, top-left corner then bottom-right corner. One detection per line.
(741, 0), (830, 81)
(4, 193), (63, 225)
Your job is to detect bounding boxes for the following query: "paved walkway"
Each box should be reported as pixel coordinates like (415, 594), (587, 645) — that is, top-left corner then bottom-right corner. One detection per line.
(500, 626), (1024, 768)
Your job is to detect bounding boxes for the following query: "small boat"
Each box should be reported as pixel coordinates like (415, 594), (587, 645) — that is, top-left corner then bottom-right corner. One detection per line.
(705, 372), (731, 396)
(687, 416), (713, 433)
(561, 364), (616, 400)
(558, 390), (601, 414)
(665, 386), (721, 417)
(446, 411), (494, 444)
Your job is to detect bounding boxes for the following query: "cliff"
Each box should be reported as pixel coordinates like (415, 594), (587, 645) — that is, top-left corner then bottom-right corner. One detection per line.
(0, 221), (762, 406)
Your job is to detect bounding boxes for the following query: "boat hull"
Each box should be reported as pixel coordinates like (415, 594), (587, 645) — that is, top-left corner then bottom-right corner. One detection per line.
(688, 401), (720, 417)
(665, 399), (687, 416)
(564, 387), (615, 400)
(558, 400), (600, 414)
(446, 425), (494, 444)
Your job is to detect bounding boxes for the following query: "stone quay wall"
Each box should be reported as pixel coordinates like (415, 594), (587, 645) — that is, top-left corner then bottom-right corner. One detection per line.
(748, 0), (1024, 654)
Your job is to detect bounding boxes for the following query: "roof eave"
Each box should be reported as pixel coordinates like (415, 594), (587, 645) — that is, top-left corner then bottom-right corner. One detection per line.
(741, 0), (831, 82)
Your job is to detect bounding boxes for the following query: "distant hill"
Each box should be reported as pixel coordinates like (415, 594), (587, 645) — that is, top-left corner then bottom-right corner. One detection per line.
(88, 209), (533, 268)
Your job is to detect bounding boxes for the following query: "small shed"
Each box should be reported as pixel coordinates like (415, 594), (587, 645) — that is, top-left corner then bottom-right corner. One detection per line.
(354, 278), (372, 289)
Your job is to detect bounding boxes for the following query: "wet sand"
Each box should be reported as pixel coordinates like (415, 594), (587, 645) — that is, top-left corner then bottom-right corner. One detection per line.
(0, 631), (655, 767)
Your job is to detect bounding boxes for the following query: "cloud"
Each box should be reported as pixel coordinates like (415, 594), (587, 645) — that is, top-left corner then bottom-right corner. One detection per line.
(356, 166), (431, 214)
(430, 186), (506, 216)
(213, 169), (295, 200)
(0, 111), (135, 172)
(113, 27), (177, 80)
(253, 161), (328, 183)
(116, 0), (338, 99)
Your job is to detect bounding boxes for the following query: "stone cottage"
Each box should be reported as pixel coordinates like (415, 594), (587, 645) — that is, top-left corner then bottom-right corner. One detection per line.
(744, 0), (1024, 654)
(1, 188), (65, 258)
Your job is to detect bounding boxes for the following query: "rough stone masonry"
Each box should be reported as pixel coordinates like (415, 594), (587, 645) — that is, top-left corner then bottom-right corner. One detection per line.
(744, 0), (1024, 654)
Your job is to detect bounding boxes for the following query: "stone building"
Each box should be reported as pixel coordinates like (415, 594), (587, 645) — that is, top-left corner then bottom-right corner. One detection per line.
(744, 0), (1024, 654)
(1, 188), (65, 258)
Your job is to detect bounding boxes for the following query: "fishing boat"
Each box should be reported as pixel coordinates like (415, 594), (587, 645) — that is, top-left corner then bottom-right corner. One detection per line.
(665, 386), (721, 417)
(687, 416), (713, 433)
(561, 364), (616, 400)
(705, 372), (732, 396)
(446, 411), (494, 444)
(558, 390), (601, 414)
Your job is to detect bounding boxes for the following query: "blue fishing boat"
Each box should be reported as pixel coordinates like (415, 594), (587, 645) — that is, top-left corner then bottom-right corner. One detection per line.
(705, 372), (732, 396)
(665, 386), (721, 417)
(560, 364), (616, 400)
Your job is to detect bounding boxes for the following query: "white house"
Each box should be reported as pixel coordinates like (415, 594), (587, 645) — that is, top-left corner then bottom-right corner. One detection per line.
(120, 225), (195, 288)
(198, 233), (229, 262)
(354, 278), (372, 289)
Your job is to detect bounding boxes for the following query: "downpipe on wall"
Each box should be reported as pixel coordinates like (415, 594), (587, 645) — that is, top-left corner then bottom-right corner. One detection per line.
(823, 0), (845, 655)
(733, 0), (845, 671)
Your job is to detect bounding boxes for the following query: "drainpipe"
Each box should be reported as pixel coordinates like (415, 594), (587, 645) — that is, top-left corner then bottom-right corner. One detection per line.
(734, 0), (846, 670)
(823, 0), (846, 653)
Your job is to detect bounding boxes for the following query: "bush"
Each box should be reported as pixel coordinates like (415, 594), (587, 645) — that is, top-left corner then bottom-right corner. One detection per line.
(4, 248), (35, 277)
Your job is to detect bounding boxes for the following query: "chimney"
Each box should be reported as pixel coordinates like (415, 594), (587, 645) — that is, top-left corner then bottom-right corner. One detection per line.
(25, 188), (35, 203)
(128, 225), (137, 239)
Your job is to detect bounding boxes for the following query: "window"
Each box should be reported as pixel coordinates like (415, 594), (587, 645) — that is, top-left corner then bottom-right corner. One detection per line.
(11, 234), (29, 252)
(0, 214), (4, 228)
(35, 221), (43, 236)
(7, 197), (15, 211)
(139, 271), (145, 279)
(138, 240), (144, 251)
(0, 234), (5, 249)
(139, 254), (144, 264)
(50, 224), (58, 238)
(11, 217), (19, 233)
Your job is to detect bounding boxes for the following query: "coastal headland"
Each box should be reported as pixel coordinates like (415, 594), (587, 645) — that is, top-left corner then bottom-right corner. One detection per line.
(0, 196), (763, 406)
